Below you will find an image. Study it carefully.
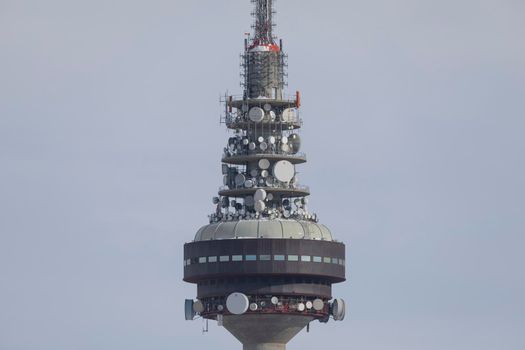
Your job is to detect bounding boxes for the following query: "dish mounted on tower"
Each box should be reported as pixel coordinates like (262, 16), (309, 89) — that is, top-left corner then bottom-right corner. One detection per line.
(183, 1), (347, 349)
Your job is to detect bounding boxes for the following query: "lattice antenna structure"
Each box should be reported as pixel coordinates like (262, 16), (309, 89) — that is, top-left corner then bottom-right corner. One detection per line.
(251, 0), (276, 46)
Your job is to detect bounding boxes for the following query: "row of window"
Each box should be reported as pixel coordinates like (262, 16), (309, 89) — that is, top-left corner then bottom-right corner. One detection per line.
(184, 255), (345, 267)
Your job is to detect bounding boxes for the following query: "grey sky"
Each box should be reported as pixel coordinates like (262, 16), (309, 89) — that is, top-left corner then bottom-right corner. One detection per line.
(0, 0), (524, 349)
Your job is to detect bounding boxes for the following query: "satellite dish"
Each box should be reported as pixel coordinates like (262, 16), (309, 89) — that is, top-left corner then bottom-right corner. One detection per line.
(212, 197), (220, 204)
(283, 210), (291, 218)
(331, 298), (346, 321)
(271, 297), (279, 305)
(185, 299), (196, 321)
(217, 305), (224, 312)
(306, 301), (313, 310)
(289, 133), (301, 153)
(261, 170), (269, 178)
(281, 143), (290, 153)
(245, 179), (254, 188)
(313, 299), (324, 311)
(242, 138), (249, 145)
(254, 189), (267, 202)
(265, 177), (274, 186)
(235, 174), (246, 187)
(267, 193), (274, 201)
(268, 136), (276, 144)
(297, 303), (306, 312)
(269, 110), (276, 121)
(282, 108), (296, 122)
(249, 107), (265, 122)
(226, 293), (249, 315)
(281, 136), (288, 144)
(259, 142), (268, 151)
(258, 136), (264, 143)
(273, 160), (295, 183)
(249, 142), (257, 151)
(193, 300), (205, 313)
(250, 169), (259, 177)
(221, 197), (230, 208)
(242, 104), (249, 112)
(255, 200), (266, 212)
(258, 159), (270, 170)
(263, 103), (272, 111)
(249, 303), (258, 311)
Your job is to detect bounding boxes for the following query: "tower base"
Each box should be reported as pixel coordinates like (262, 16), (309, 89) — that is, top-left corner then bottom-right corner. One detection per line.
(223, 314), (313, 350)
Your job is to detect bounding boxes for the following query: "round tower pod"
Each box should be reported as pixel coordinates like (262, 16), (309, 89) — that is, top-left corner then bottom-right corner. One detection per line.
(249, 107), (265, 122)
(227, 293), (250, 315)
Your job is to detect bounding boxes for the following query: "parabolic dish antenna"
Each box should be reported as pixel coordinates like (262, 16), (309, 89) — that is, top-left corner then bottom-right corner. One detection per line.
(249, 107), (265, 122)
(331, 298), (346, 321)
(273, 160), (295, 183)
(289, 133), (301, 153)
(313, 299), (324, 311)
(255, 200), (266, 213)
(258, 158), (270, 170)
(254, 189), (267, 202)
(226, 293), (249, 315)
(282, 108), (296, 122)
(235, 174), (246, 187)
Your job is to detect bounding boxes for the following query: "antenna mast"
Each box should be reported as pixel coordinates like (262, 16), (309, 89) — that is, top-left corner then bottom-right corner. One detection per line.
(252, 0), (275, 45)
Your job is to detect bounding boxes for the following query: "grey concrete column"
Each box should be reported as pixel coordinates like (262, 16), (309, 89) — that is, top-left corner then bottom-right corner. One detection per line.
(244, 344), (285, 350)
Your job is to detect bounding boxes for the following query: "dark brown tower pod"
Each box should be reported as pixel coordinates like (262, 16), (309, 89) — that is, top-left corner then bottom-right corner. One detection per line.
(183, 1), (347, 349)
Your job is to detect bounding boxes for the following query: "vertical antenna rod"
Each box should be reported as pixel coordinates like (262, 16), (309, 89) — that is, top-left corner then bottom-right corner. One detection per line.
(252, 0), (275, 45)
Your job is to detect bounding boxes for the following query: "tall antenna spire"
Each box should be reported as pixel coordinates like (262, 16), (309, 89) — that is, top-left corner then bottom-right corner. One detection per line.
(252, 0), (275, 45)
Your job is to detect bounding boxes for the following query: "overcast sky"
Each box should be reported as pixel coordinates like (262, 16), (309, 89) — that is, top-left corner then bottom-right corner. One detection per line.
(1, 0), (524, 349)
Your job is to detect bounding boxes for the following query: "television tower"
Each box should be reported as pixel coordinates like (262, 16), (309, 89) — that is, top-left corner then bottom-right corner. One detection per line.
(183, 1), (346, 349)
